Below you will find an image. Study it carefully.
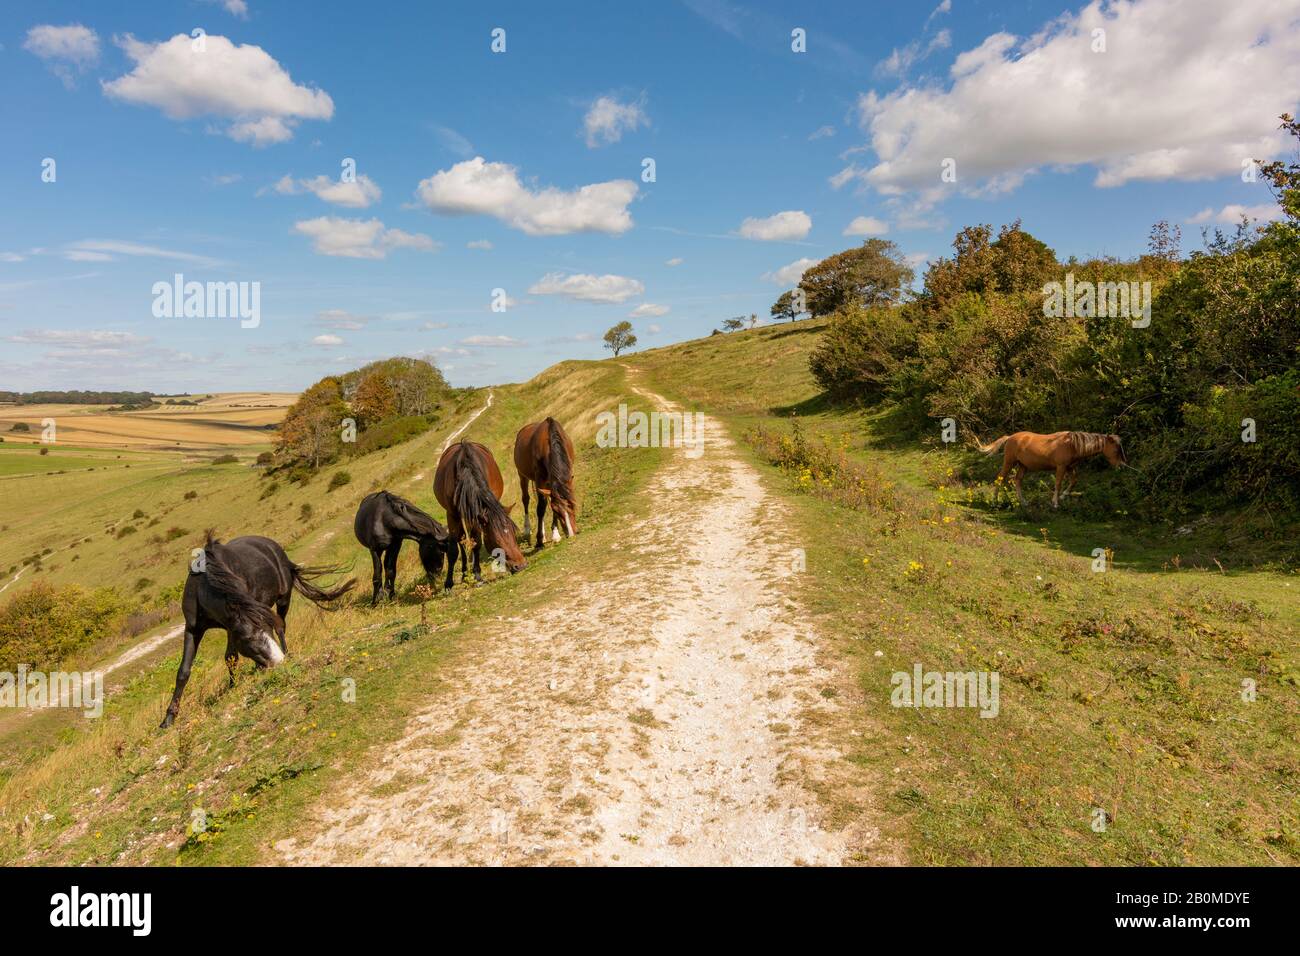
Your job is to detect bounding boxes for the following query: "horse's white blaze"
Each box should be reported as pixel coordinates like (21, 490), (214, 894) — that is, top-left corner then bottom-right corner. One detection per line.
(263, 632), (285, 665)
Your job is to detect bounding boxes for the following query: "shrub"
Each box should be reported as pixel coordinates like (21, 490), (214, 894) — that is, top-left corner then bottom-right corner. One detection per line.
(39, 448), (49, 456)
(116, 525), (138, 539)
(163, 526), (188, 542)
(132, 509), (146, 519)
(0, 581), (128, 671)
(299, 503), (313, 522)
(184, 490), (198, 500)
(327, 470), (352, 491)
(349, 415), (431, 456)
(212, 454), (239, 465)
(9, 422), (30, 433)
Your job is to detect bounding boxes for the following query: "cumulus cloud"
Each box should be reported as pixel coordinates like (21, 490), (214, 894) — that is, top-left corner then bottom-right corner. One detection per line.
(528, 272), (645, 304)
(293, 217), (437, 259)
(583, 94), (648, 147)
(762, 257), (818, 285)
(738, 210), (812, 241)
(844, 215), (889, 236)
(808, 125), (836, 141)
(1187, 203), (1284, 224)
(839, 0), (1300, 197)
(102, 33), (333, 146)
(273, 173), (382, 207)
(312, 333), (343, 347)
(466, 239), (493, 250)
(416, 157), (637, 236)
(628, 303), (669, 317)
(24, 24), (100, 87)
(665, 257), (684, 266)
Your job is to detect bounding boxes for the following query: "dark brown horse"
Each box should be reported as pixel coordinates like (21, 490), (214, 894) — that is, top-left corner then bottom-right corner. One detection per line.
(161, 534), (355, 728)
(433, 441), (527, 590)
(353, 490), (454, 604)
(513, 417), (578, 550)
(979, 431), (1128, 508)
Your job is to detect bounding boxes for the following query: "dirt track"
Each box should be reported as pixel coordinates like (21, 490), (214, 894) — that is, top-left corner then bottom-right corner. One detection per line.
(275, 376), (889, 866)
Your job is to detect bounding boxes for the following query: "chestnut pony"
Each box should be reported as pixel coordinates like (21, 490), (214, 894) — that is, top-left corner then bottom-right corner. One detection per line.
(433, 440), (527, 590)
(513, 416), (578, 549)
(979, 431), (1128, 508)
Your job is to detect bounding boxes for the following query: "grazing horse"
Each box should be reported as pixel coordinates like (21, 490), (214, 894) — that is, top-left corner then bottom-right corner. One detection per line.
(433, 441), (527, 590)
(160, 534), (355, 728)
(353, 490), (454, 604)
(514, 417), (578, 550)
(979, 431), (1128, 509)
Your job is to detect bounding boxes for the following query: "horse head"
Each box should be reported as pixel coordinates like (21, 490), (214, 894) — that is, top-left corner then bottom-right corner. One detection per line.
(486, 504), (528, 573)
(1103, 434), (1128, 468)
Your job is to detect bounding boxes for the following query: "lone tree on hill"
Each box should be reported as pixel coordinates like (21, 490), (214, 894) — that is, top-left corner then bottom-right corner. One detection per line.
(603, 321), (637, 356)
(798, 238), (913, 317)
(770, 290), (805, 322)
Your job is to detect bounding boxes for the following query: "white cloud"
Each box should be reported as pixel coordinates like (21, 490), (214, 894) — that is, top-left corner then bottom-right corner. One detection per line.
(220, 1), (250, 18)
(629, 303), (669, 317)
(842, 0), (1300, 196)
(467, 239), (493, 250)
(459, 335), (525, 348)
(274, 173), (381, 208)
(762, 257), (818, 285)
(1187, 203), (1283, 224)
(844, 216), (889, 236)
(738, 210), (812, 241)
(875, 28), (951, 79)
(103, 33), (333, 146)
(6, 329), (148, 350)
(665, 257), (684, 266)
(24, 24), (100, 87)
(808, 125), (836, 141)
(926, 0), (952, 27)
(293, 217), (437, 259)
(416, 157), (637, 236)
(583, 94), (648, 147)
(64, 239), (222, 266)
(528, 272), (645, 304)
(312, 334), (343, 347)
(315, 309), (370, 331)
(647, 324), (663, 334)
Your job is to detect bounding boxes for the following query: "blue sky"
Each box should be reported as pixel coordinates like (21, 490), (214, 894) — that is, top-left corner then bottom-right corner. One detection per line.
(1, 0), (1294, 391)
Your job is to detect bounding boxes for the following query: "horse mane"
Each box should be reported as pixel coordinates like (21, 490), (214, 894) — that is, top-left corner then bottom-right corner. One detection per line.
(381, 491), (446, 540)
(1067, 432), (1109, 457)
(545, 417), (574, 503)
(200, 532), (279, 633)
(452, 443), (515, 537)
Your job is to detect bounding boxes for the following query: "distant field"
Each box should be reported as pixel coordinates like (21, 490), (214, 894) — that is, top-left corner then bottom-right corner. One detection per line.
(0, 445), (176, 478)
(0, 392), (294, 451)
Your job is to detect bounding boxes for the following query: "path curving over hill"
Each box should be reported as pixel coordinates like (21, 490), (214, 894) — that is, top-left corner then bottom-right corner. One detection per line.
(275, 373), (893, 866)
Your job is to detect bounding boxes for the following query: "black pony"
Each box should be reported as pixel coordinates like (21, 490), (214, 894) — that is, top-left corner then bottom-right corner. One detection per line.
(353, 490), (454, 604)
(160, 533), (355, 728)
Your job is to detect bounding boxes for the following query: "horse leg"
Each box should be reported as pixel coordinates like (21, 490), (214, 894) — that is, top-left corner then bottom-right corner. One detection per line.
(471, 529), (484, 584)
(160, 626), (205, 728)
(274, 597), (289, 654)
(444, 514), (463, 592)
(1066, 467), (1079, 498)
(535, 492), (547, 551)
(368, 548), (383, 605)
(520, 475), (532, 541)
(383, 542), (401, 601)
(1012, 464), (1026, 508)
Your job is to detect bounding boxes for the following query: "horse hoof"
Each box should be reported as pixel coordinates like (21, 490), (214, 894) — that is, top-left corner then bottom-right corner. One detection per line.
(159, 715), (174, 729)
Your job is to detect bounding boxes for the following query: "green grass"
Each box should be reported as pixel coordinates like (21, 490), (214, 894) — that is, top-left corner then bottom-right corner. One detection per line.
(0, 361), (664, 865)
(633, 319), (1300, 866)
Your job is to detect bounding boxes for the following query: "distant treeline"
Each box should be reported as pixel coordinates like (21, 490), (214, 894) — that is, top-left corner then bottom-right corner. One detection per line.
(0, 390), (156, 405)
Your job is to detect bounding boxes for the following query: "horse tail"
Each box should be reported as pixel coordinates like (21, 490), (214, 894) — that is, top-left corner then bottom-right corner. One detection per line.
(978, 435), (1011, 455)
(290, 562), (357, 606)
(545, 417), (574, 502)
(199, 532), (279, 633)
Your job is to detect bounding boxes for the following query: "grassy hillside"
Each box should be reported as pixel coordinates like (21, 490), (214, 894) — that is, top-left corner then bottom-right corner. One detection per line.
(634, 320), (1299, 865)
(0, 362), (662, 864)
